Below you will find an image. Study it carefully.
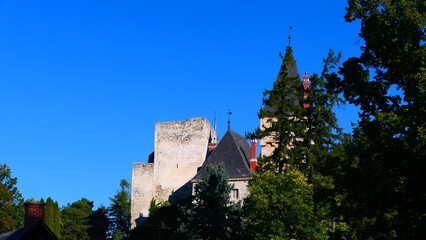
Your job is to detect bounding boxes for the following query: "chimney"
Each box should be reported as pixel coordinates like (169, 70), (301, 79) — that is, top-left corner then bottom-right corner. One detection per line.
(208, 143), (217, 152)
(24, 201), (46, 228)
(303, 72), (310, 109)
(250, 139), (258, 173)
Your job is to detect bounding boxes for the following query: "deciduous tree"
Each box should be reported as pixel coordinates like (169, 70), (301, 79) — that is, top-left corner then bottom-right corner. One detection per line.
(328, 0), (426, 238)
(0, 163), (24, 233)
(244, 170), (326, 240)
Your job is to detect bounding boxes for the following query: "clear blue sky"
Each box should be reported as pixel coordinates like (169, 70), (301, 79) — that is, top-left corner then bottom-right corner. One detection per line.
(0, 0), (362, 208)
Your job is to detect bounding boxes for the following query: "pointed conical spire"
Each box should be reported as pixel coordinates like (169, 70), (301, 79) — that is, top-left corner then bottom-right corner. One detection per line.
(279, 45), (299, 79)
(263, 45), (303, 113)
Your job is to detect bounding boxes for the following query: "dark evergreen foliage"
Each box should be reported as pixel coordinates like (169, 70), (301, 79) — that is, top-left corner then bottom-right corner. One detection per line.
(327, 0), (426, 238)
(244, 46), (343, 239)
(60, 198), (93, 240)
(256, 46), (306, 174)
(130, 199), (180, 240)
(88, 205), (110, 240)
(175, 164), (243, 240)
(44, 197), (61, 238)
(109, 179), (131, 240)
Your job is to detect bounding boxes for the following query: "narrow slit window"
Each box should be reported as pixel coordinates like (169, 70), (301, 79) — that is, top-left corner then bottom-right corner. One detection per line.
(232, 189), (239, 199)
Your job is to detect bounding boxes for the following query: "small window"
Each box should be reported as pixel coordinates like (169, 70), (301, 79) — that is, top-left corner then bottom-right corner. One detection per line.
(232, 189), (239, 199)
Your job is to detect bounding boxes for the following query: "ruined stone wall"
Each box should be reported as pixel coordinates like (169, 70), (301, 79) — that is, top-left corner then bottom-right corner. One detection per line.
(153, 118), (216, 202)
(131, 163), (153, 228)
(131, 117), (216, 228)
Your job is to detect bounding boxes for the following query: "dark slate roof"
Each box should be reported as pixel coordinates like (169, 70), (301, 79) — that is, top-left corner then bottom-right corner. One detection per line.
(263, 46), (303, 113)
(0, 229), (23, 240)
(0, 221), (59, 240)
(193, 130), (253, 180)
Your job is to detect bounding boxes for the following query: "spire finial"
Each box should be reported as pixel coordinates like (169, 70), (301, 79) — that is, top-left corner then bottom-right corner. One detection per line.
(288, 26), (293, 46)
(227, 109), (232, 130)
(214, 111), (217, 130)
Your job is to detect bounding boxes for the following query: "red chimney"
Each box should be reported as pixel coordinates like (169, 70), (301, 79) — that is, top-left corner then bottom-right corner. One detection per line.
(250, 139), (258, 173)
(24, 201), (46, 228)
(303, 72), (310, 109)
(208, 143), (218, 152)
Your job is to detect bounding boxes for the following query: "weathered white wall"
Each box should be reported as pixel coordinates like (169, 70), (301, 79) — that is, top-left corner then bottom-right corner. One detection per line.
(131, 163), (153, 228)
(153, 118), (216, 202)
(229, 179), (250, 202)
(131, 117), (216, 228)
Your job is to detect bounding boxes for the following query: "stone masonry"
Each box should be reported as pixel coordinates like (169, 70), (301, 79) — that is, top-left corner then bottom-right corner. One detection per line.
(131, 117), (217, 227)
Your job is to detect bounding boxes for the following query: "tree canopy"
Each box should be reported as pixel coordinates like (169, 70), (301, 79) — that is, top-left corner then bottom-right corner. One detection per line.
(327, 0), (426, 238)
(109, 179), (131, 240)
(60, 198), (93, 240)
(0, 163), (24, 233)
(44, 197), (61, 238)
(176, 164), (243, 240)
(244, 170), (327, 240)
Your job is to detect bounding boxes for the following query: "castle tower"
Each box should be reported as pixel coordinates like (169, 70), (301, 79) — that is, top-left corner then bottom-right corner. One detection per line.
(131, 117), (217, 227)
(260, 45), (304, 157)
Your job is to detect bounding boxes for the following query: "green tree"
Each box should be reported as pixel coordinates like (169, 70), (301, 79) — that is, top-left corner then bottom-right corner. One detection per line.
(109, 179), (131, 240)
(0, 163), (24, 233)
(176, 164), (243, 240)
(61, 198), (93, 240)
(244, 170), (326, 240)
(88, 205), (110, 240)
(244, 46), (343, 239)
(256, 46), (306, 174)
(130, 199), (180, 240)
(44, 197), (61, 238)
(328, 0), (426, 238)
(256, 46), (342, 179)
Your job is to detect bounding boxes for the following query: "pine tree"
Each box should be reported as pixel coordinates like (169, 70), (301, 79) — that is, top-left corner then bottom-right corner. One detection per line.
(256, 47), (342, 178)
(88, 205), (110, 240)
(0, 163), (24, 233)
(244, 46), (343, 239)
(109, 179), (131, 240)
(176, 164), (242, 240)
(61, 198), (93, 240)
(44, 197), (61, 238)
(256, 46), (306, 174)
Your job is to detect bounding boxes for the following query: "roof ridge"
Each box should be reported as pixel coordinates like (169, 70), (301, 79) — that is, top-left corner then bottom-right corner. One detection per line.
(193, 130), (253, 180)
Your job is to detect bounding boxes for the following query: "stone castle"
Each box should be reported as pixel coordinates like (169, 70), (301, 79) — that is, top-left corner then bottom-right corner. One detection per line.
(131, 118), (218, 226)
(130, 45), (309, 227)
